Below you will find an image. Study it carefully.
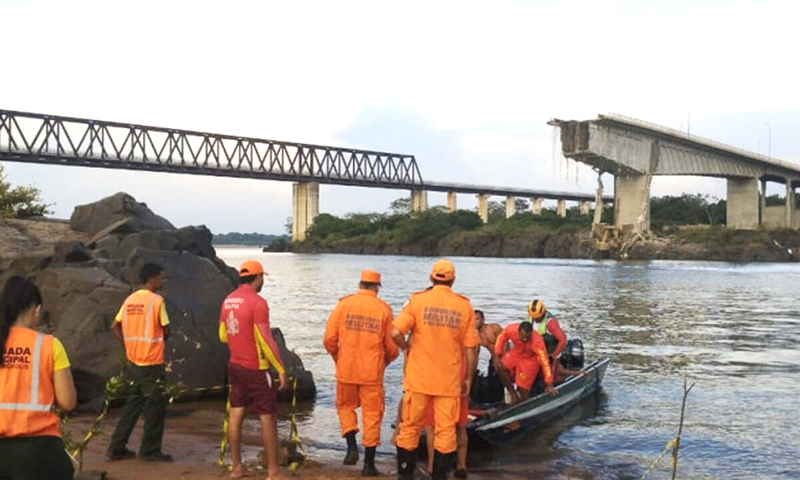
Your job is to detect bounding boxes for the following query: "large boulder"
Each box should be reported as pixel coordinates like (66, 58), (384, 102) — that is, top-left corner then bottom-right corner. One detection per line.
(0, 194), (316, 406)
(70, 192), (174, 238)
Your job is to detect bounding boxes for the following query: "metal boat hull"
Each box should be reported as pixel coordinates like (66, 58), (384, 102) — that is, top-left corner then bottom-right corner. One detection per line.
(467, 358), (610, 447)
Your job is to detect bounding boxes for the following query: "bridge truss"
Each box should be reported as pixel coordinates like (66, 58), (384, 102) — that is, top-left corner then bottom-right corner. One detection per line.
(0, 110), (423, 188)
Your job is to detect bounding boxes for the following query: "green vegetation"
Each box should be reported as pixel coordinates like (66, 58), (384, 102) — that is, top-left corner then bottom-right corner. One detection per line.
(650, 194), (726, 231)
(0, 165), (50, 219)
(765, 194), (800, 208)
(296, 193), (799, 260)
(212, 232), (288, 246)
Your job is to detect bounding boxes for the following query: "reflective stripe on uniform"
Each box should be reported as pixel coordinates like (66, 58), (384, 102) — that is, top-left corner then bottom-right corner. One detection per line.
(0, 332), (52, 412)
(125, 337), (164, 343)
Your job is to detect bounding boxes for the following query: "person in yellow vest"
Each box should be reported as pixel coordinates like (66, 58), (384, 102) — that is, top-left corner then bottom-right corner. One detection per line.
(0, 276), (77, 480)
(107, 263), (173, 462)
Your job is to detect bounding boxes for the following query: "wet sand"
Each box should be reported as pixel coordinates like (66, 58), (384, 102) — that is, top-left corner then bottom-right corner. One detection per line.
(64, 402), (564, 480)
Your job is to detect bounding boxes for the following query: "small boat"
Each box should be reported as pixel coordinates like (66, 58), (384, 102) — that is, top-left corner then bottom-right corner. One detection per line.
(466, 358), (611, 447)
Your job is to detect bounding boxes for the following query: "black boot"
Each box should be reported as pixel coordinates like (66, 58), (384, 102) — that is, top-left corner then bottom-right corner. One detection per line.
(343, 431), (359, 465)
(361, 446), (380, 477)
(396, 446), (417, 480)
(432, 450), (455, 480)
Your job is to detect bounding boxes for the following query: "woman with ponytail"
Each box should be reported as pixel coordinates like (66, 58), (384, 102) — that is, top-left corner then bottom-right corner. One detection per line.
(0, 276), (77, 480)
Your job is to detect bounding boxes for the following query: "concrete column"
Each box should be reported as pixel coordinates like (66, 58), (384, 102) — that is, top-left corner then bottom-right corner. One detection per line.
(759, 178), (767, 226)
(786, 181), (796, 228)
(556, 199), (567, 218)
(531, 198), (543, 215)
(579, 201), (591, 215)
(291, 181), (319, 242)
(410, 189), (428, 213)
(614, 173), (650, 231)
(477, 194), (489, 223)
(446, 192), (457, 212)
(726, 177), (759, 229)
(505, 196), (516, 219)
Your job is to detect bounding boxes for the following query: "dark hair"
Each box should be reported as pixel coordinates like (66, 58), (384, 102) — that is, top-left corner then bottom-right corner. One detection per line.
(0, 276), (43, 366)
(518, 322), (533, 334)
(240, 274), (258, 285)
(475, 309), (484, 318)
(432, 279), (454, 287)
(139, 263), (165, 284)
(359, 281), (380, 290)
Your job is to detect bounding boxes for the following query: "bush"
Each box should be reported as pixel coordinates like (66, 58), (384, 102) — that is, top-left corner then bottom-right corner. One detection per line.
(0, 165), (50, 219)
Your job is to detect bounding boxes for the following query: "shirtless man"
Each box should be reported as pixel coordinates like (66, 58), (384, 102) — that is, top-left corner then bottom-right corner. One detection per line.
(475, 310), (503, 361)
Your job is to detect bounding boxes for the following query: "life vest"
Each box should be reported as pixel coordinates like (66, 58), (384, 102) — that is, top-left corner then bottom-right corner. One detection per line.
(532, 312), (558, 355)
(121, 290), (166, 366)
(0, 327), (60, 438)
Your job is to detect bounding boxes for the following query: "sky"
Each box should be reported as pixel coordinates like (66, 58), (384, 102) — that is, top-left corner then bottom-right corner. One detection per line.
(1, 0), (799, 234)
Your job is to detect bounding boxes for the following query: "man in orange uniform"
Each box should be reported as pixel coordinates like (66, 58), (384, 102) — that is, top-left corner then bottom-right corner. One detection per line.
(108, 263), (173, 462)
(527, 300), (567, 378)
(219, 260), (287, 480)
(323, 270), (399, 476)
(392, 260), (479, 480)
(494, 322), (557, 404)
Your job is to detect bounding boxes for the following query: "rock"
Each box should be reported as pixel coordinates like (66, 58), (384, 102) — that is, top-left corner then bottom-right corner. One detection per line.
(53, 241), (93, 264)
(1, 193), (317, 405)
(121, 248), (234, 390)
(70, 192), (174, 237)
(272, 329), (316, 402)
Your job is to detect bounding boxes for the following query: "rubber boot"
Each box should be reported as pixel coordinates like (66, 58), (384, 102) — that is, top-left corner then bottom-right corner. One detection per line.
(396, 447), (416, 480)
(432, 450), (455, 480)
(361, 446), (379, 477)
(343, 431), (359, 465)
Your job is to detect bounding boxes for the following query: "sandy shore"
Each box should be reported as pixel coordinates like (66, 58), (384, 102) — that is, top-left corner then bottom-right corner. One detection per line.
(63, 402), (567, 480)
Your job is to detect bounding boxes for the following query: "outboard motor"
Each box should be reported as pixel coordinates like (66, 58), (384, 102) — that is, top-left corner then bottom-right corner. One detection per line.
(560, 339), (584, 370)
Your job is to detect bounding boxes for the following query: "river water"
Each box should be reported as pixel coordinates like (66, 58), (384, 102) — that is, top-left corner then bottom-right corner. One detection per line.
(216, 248), (800, 480)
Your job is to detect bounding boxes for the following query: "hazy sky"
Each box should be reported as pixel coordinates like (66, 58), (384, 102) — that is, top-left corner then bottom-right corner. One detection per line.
(1, 0), (798, 234)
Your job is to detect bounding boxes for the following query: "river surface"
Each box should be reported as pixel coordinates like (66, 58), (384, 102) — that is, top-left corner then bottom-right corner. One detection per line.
(216, 248), (800, 480)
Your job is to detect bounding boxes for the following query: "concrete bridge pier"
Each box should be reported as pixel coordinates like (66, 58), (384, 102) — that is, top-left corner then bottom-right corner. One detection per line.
(505, 196), (516, 218)
(786, 181), (796, 228)
(447, 192), (457, 212)
(614, 174), (650, 232)
(291, 181), (319, 242)
(557, 199), (567, 218)
(579, 201), (591, 215)
(477, 194), (489, 223)
(531, 198), (543, 215)
(411, 189), (428, 212)
(760, 178), (768, 226)
(726, 177), (759, 229)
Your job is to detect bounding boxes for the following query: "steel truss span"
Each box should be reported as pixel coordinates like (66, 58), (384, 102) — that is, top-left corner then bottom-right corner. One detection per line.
(0, 110), (423, 188)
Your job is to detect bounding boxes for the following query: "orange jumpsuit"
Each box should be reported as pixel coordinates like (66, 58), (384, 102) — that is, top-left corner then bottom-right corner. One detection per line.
(494, 323), (553, 391)
(393, 285), (480, 454)
(323, 289), (399, 447)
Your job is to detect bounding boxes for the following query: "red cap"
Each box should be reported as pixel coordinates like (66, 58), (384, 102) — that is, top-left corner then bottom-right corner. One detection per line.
(430, 259), (455, 282)
(239, 260), (266, 277)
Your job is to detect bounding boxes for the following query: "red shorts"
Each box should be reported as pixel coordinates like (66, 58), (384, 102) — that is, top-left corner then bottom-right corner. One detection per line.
(501, 350), (541, 391)
(228, 363), (277, 415)
(425, 396), (468, 428)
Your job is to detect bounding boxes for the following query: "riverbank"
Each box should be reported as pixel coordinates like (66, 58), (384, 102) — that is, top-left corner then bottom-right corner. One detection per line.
(64, 401), (560, 480)
(294, 226), (800, 262)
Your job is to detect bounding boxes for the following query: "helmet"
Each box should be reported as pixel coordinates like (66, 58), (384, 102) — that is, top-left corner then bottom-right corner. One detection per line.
(527, 299), (546, 320)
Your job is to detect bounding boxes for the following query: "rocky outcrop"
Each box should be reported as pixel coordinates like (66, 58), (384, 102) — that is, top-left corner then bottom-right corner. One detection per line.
(0, 193), (315, 406)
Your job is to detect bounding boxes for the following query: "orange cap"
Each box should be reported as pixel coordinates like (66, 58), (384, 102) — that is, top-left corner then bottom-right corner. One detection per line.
(430, 259), (455, 282)
(239, 260), (266, 277)
(360, 270), (382, 285)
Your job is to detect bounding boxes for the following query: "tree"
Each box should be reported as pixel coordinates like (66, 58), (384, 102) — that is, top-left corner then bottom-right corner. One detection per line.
(0, 165), (50, 219)
(515, 198), (530, 214)
(388, 197), (411, 215)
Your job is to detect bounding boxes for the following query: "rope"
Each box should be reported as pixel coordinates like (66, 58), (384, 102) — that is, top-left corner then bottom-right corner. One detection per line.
(287, 376), (307, 472)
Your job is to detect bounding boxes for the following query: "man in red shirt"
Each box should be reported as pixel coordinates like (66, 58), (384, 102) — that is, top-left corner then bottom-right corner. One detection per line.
(494, 322), (557, 403)
(219, 260), (287, 480)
